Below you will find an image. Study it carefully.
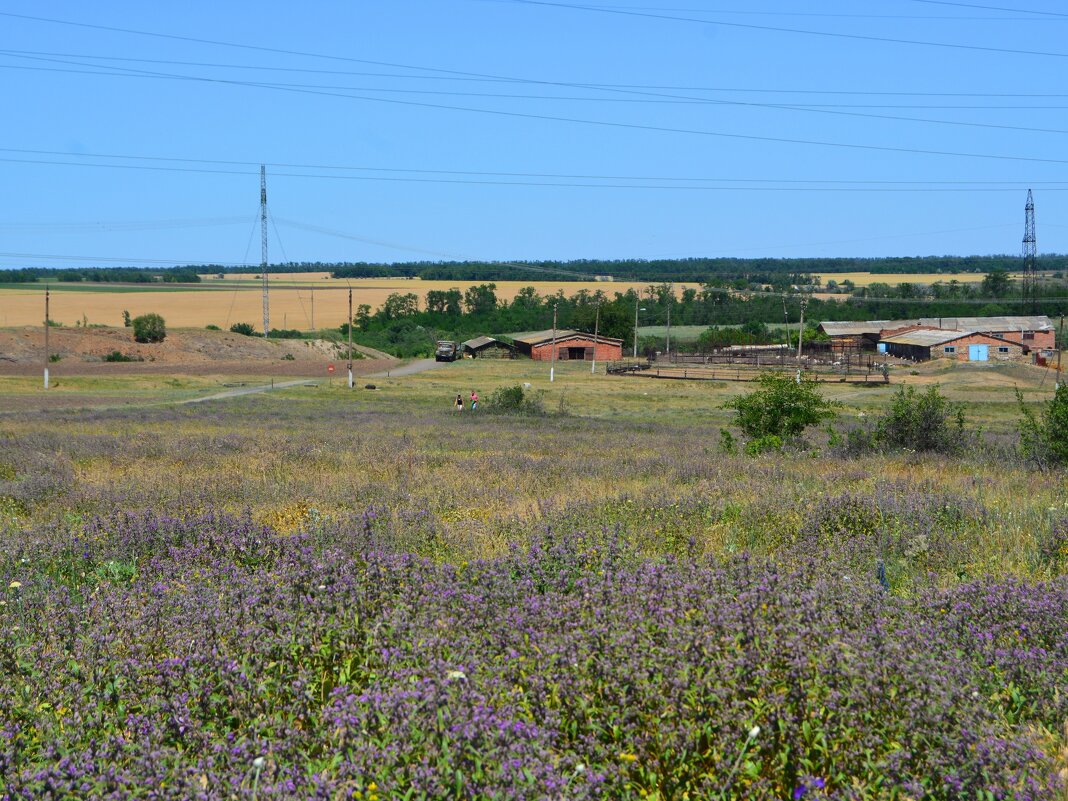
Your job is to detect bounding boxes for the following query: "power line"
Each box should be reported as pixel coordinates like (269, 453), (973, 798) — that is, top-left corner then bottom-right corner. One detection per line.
(11, 56), (1068, 139)
(506, 2), (1067, 19)
(504, 0), (1068, 59)
(907, 0), (1068, 18)
(4, 154), (1068, 193)
(7, 48), (1068, 98)
(6, 63), (1068, 168)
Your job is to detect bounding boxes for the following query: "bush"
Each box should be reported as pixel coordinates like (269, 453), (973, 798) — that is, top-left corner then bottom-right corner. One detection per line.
(122, 310), (131, 327)
(724, 372), (838, 441)
(874, 385), (967, 454)
(1018, 384), (1068, 468)
(205, 324), (221, 331)
(103, 351), (143, 363)
(229, 322), (257, 336)
(268, 328), (303, 339)
(486, 385), (544, 415)
(131, 313), (166, 343)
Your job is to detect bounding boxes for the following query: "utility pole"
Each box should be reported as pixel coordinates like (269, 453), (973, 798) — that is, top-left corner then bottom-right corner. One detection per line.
(550, 303), (558, 383)
(633, 295), (640, 358)
(1055, 311), (1063, 390)
(796, 297), (808, 381)
(665, 303), (672, 360)
(43, 286), (50, 389)
(347, 288), (354, 389)
(310, 287), (315, 332)
(1023, 188), (1037, 314)
(592, 302), (600, 375)
(260, 165), (269, 338)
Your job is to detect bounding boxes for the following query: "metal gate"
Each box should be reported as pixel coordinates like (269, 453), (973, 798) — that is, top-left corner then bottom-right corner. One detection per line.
(968, 344), (989, 361)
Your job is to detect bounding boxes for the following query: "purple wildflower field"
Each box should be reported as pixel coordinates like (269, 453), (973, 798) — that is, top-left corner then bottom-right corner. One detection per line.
(1, 397), (1067, 799)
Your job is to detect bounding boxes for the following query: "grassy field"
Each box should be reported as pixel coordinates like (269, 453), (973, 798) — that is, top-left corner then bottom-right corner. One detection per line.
(1, 360), (1066, 797)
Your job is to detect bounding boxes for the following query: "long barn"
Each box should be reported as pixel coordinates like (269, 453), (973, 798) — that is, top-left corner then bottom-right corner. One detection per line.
(511, 330), (623, 362)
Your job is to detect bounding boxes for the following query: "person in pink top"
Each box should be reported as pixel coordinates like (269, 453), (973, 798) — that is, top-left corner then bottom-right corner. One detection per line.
(469, 390), (479, 411)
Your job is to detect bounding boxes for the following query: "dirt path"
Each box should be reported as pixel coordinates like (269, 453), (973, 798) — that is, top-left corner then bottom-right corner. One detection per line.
(180, 379), (318, 404)
(368, 358), (449, 378)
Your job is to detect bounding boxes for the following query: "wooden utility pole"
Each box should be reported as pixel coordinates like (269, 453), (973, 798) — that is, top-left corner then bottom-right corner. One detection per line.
(347, 288), (354, 389)
(592, 302), (600, 375)
(310, 288), (315, 332)
(550, 303), (558, 383)
(666, 303), (672, 360)
(43, 287), (50, 389)
(1057, 314), (1064, 390)
(795, 297), (808, 383)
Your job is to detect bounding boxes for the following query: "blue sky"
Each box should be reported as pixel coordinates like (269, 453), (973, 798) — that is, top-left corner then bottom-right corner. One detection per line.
(2, 0), (1068, 269)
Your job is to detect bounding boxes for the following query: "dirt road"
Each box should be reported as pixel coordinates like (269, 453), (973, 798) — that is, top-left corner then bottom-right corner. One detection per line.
(368, 358), (450, 378)
(180, 379), (319, 404)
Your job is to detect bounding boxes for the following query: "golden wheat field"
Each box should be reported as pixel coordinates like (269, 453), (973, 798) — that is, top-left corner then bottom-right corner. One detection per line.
(0, 279), (703, 329)
(813, 271), (991, 286)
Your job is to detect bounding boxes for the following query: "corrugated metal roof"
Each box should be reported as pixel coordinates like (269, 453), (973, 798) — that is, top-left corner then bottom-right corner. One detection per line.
(819, 320), (918, 336)
(822, 315), (1051, 337)
(462, 336), (499, 349)
(916, 315), (1052, 331)
(881, 329), (970, 347)
(510, 329), (578, 345)
(511, 330), (623, 346)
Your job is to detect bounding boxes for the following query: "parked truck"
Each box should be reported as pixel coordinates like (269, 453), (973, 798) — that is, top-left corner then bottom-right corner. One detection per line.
(435, 340), (460, 362)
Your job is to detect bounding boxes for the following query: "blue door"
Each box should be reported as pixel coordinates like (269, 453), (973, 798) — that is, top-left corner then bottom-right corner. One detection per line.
(968, 344), (989, 361)
(877, 343), (887, 353)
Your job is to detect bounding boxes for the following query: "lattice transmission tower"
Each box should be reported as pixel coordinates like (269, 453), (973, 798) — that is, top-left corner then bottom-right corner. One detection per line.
(260, 164), (269, 338)
(1022, 188), (1036, 313)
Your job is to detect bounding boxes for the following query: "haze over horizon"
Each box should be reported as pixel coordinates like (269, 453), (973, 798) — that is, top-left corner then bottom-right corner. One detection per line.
(3, 1), (1068, 271)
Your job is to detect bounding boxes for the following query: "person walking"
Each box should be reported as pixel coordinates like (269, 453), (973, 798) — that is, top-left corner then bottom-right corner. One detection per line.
(455, 393), (464, 413)
(469, 390), (479, 411)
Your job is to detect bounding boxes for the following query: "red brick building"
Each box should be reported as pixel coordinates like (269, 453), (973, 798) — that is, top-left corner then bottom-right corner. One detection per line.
(511, 330), (623, 362)
(821, 316), (1054, 353)
(880, 329), (1024, 362)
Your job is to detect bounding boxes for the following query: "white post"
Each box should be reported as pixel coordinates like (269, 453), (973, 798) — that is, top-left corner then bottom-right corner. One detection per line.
(347, 288), (354, 389)
(550, 303), (558, 383)
(592, 303), (600, 375)
(43, 286), (50, 389)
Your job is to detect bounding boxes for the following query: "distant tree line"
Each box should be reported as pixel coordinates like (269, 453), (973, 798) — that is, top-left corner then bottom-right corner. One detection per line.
(0, 266), (201, 284)
(5, 255), (1068, 285)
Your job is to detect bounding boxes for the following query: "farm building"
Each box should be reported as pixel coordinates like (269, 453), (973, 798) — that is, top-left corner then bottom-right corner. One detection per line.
(511, 330), (623, 362)
(820, 316), (1054, 352)
(461, 336), (516, 359)
(879, 329), (1024, 362)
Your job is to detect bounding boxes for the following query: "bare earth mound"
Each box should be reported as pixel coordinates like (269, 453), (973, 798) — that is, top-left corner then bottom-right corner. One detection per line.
(0, 327), (395, 377)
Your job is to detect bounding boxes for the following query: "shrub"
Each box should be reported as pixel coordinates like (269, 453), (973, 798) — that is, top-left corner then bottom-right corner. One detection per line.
(874, 385), (967, 454)
(268, 328), (303, 339)
(205, 324), (221, 331)
(122, 310), (131, 327)
(229, 322), (257, 336)
(131, 313), (166, 343)
(486, 385), (544, 415)
(1018, 384), (1068, 467)
(103, 351), (143, 363)
(724, 372), (838, 441)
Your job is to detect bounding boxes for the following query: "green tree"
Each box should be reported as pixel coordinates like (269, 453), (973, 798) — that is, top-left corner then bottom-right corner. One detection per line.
(981, 268), (1011, 297)
(463, 283), (498, 315)
(229, 322), (257, 336)
(724, 372), (839, 440)
(381, 292), (419, 320)
(1018, 384), (1068, 467)
(132, 313), (166, 343)
(875, 385), (966, 453)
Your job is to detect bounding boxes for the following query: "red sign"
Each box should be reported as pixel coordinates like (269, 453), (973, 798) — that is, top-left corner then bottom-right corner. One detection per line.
(327, 364), (335, 374)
